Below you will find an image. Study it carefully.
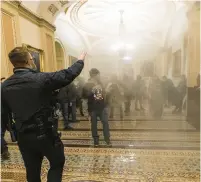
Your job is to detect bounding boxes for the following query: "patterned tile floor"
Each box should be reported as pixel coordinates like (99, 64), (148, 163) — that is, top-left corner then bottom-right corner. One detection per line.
(1, 115), (200, 182)
(60, 131), (199, 141)
(75, 115), (186, 121)
(1, 147), (200, 182)
(66, 120), (196, 131)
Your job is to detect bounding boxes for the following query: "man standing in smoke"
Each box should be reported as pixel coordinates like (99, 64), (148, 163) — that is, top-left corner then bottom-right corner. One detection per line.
(83, 68), (111, 147)
(122, 73), (135, 115)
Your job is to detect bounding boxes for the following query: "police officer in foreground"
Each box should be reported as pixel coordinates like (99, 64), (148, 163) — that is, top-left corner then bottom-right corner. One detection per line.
(1, 46), (86, 182)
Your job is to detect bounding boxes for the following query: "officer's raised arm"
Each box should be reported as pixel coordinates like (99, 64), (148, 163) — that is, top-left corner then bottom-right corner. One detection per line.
(43, 52), (87, 90)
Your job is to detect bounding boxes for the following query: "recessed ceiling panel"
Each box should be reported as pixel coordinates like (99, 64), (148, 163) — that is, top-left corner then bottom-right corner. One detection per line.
(68, 0), (176, 37)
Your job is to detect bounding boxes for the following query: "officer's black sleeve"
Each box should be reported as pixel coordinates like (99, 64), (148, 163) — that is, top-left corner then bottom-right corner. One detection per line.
(43, 60), (84, 91)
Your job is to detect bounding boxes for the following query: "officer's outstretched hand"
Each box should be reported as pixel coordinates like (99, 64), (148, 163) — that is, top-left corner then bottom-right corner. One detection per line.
(79, 51), (87, 61)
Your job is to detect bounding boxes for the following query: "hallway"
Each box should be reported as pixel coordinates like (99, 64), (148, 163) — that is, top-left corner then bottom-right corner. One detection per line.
(2, 114), (200, 182)
(1, 1), (200, 182)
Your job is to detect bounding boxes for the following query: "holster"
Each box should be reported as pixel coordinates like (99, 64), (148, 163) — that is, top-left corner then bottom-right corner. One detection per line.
(35, 114), (62, 147)
(20, 108), (61, 147)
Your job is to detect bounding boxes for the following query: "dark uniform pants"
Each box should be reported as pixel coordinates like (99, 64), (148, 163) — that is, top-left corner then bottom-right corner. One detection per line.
(18, 132), (65, 182)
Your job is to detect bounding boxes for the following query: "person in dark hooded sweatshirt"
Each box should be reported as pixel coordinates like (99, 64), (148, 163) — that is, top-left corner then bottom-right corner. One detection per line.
(83, 68), (111, 147)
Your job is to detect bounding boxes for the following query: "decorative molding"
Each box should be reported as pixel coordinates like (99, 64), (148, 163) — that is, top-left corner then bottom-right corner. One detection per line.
(1, 10), (17, 47)
(1, 12), (16, 75)
(46, 34), (55, 71)
(3, 1), (56, 32)
(1, 13), (13, 77)
(64, 7), (69, 14)
(12, 16), (17, 46)
(59, 0), (69, 7)
(48, 4), (59, 16)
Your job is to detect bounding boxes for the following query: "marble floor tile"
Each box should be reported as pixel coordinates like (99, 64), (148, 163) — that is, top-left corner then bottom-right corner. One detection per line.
(2, 117), (200, 182)
(66, 120), (196, 130)
(1, 147), (200, 182)
(59, 131), (200, 141)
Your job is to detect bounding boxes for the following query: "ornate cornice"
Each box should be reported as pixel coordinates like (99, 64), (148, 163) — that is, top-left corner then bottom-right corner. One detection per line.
(3, 1), (56, 32)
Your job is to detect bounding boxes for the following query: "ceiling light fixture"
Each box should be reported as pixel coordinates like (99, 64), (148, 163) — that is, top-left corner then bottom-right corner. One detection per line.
(123, 56), (132, 60)
(111, 42), (133, 51)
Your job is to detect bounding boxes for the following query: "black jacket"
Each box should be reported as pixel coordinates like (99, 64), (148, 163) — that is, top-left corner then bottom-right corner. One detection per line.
(57, 83), (77, 102)
(1, 60), (84, 130)
(82, 78), (107, 112)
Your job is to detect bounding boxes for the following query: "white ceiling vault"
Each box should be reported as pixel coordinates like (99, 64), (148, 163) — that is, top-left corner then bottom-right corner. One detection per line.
(21, 0), (196, 60)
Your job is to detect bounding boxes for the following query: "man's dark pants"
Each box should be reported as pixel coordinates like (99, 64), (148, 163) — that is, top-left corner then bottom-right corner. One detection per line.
(124, 94), (132, 114)
(61, 101), (76, 126)
(18, 131), (65, 182)
(76, 98), (84, 115)
(90, 108), (110, 142)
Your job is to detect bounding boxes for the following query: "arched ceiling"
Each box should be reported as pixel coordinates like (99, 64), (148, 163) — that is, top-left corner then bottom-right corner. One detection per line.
(54, 12), (88, 57)
(21, 0), (197, 60)
(20, 0), (87, 57)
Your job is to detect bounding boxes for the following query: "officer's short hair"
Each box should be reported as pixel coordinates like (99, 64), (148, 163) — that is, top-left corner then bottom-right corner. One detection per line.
(8, 46), (30, 65)
(89, 68), (100, 77)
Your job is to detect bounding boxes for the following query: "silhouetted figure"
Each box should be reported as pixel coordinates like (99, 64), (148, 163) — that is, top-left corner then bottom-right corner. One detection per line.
(122, 74), (134, 115)
(106, 75), (124, 120)
(75, 77), (85, 116)
(134, 75), (145, 111)
(149, 76), (164, 119)
(161, 76), (174, 107)
(173, 75), (187, 114)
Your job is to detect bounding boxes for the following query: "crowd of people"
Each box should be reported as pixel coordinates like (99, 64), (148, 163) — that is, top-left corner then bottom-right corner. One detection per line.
(48, 70), (187, 150)
(56, 72), (187, 127)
